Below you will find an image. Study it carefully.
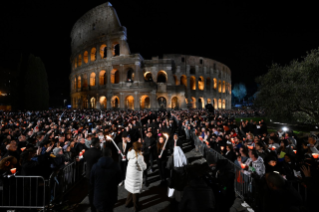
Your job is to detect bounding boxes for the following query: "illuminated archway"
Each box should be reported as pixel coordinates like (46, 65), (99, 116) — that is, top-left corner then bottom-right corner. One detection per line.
(83, 51), (88, 63)
(144, 72), (153, 82)
(125, 95), (134, 110)
(222, 99), (226, 109)
(99, 96), (107, 109)
(213, 98), (217, 109)
(207, 98), (212, 104)
(218, 99), (222, 109)
(82, 74), (88, 88)
(181, 75), (187, 88)
(158, 97), (167, 109)
(100, 44), (107, 58)
(91, 47), (96, 61)
(111, 96), (120, 108)
(222, 81), (226, 93)
(218, 80), (222, 93)
(127, 68), (135, 82)
(213, 78), (217, 89)
(171, 96), (179, 109)
(173, 75), (179, 85)
(74, 58), (77, 68)
(90, 97), (96, 108)
(191, 97), (196, 109)
(157, 70), (167, 83)
(78, 55), (82, 67)
(198, 76), (204, 90)
(140, 95), (151, 109)
(198, 97), (205, 109)
(73, 78), (76, 90)
(190, 76), (196, 90)
(90, 72), (96, 86)
(206, 77), (211, 90)
(111, 69), (119, 84)
(99, 70), (106, 85)
(77, 76), (81, 88)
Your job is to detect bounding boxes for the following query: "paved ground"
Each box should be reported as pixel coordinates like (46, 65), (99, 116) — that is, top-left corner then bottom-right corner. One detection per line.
(73, 147), (205, 212)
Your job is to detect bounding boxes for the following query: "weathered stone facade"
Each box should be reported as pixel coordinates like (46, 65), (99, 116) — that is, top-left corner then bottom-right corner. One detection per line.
(70, 2), (231, 110)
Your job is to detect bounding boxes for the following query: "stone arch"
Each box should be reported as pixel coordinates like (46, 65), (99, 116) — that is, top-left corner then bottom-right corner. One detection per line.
(91, 47), (97, 61)
(111, 96), (120, 108)
(126, 68), (135, 82)
(190, 76), (196, 90)
(222, 81), (226, 93)
(140, 95), (151, 109)
(181, 75), (187, 88)
(90, 97), (96, 108)
(198, 97), (205, 109)
(78, 55), (82, 67)
(213, 98), (218, 109)
(173, 75), (179, 85)
(99, 96), (107, 109)
(157, 70), (167, 83)
(99, 70), (107, 85)
(111, 69), (119, 84)
(100, 44), (107, 58)
(125, 95), (134, 110)
(207, 98), (212, 104)
(206, 77), (211, 90)
(83, 51), (88, 63)
(190, 66), (196, 75)
(218, 99), (222, 109)
(191, 97), (196, 109)
(227, 83), (232, 94)
(74, 58), (77, 68)
(144, 72), (153, 82)
(218, 80), (222, 93)
(213, 78), (217, 89)
(90, 72), (96, 86)
(171, 96), (179, 109)
(82, 74), (88, 88)
(198, 76), (204, 90)
(158, 96), (167, 109)
(113, 41), (120, 56)
(77, 76), (81, 88)
(73, 78), (76, 90)
(222, 99), (226, 109)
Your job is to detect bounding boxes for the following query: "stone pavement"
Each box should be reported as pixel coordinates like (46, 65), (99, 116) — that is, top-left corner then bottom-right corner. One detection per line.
(75, 148), (206, 212)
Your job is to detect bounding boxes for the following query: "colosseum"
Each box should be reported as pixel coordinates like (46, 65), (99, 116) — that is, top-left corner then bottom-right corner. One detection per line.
(70, 2), (231, 110)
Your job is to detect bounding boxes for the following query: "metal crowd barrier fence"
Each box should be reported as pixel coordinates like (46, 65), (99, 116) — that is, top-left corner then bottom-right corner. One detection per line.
(0, 176), (46, 211)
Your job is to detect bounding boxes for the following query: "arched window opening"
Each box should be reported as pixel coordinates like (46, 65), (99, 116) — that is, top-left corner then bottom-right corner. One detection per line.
(140, 95), (151, 109)
(171, 97), (179, 109)
(198, 76), (204, 90)
(207, 98), (212, 104)
(73, 78), (76, 90)
(190, 66), (196, 75)
(198, 98), (204, 109)
(191, 97), (196, 109)
(190, 76), (196, 90)
(181, 57), (184, 63)
(213, 98), (217, 109)
(213, 78), (217, 89)
(218, 99), (222, 109)
(127, 68), (134, 82)
(83, 51), (88, 63)
(111, 96), (120, 108)
(206, 77), (211, 90)
(222, 99), (226, 109)
(218, 80), (222, 93)
(90, 72), (96, 86)
(78, 55), (82, 67)
(74, 58), (77, 68)
(213, 63), (216, 71)
(113, 43), (120, 56)
(228, 83), (232, 94)
(158, 97), (167, 109)
(77, 76), (81, 89)
(82, 75), (88, 88)
(100, 96), (107, 109)
(91, 48), (96, 61)
(99, 70), (106, 85)
(222, 81), (226, 93)
(173, 75), (179, 85)
(90, 97), (96, 109)
(157, 70), (167, 83)
(100, 44), (107, 58)
(125, 96), (134, 110)
(180, 75), (187, 88)
(200, 59), (203, 64)
(111, 69), (119, 84)
(144, 72), (153, 82)
(185, 98), (188, 104)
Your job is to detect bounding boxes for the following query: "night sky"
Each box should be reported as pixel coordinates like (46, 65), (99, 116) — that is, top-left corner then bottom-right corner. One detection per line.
(1, 0), (319, 105)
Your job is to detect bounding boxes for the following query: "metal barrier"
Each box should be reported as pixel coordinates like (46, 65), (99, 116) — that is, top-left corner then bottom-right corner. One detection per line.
(0, 176), (46, 211)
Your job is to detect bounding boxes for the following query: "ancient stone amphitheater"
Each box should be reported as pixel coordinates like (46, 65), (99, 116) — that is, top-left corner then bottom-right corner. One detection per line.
(70, 2), (231, 110)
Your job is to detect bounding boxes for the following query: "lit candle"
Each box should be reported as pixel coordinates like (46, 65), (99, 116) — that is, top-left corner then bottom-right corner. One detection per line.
(10, 168), (16, 174)
(20, 147), (26, 152)
(312, 153), (319, 159)
(241, 163), (246, 169)
(271, 146), (276, 151)
(79, 152), (83, 156)
(220, 146), (224, 151)
(82, 149), (85, 153)
(248, 145), (254, 150)
(293, 150), (297, 154)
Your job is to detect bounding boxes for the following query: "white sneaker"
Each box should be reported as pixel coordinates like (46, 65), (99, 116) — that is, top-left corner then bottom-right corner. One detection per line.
(118, 181), (124, 186)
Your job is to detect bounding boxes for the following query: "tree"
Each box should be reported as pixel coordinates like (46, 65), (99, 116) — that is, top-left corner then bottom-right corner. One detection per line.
(24, 54), (49, 110)
(255, 48), (319, 124)
(232, 83), (247, 103)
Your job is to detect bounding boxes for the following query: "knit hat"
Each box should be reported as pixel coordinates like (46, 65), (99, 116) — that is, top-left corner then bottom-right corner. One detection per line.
(53, 147), (62, 156)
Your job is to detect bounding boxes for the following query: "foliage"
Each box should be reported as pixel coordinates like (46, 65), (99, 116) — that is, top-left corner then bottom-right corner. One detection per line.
(232, 83), (247, 103)
(24, 54), (49, 110)
(255, 48), (319, 124)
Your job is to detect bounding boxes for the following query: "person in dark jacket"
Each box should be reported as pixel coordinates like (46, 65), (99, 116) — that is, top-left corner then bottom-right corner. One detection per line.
(83, 138), (102, 212)
(142, 131), (156, 186)
(90, 147), (121, 212)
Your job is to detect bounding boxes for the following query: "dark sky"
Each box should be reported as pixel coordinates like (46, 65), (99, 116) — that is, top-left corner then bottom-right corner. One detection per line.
(1, 0), (319, 105)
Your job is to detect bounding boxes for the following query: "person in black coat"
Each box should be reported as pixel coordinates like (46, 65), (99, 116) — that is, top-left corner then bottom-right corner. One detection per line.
(90, 148), (121, 212)
(117, 136), (131, 185)
(168, 133), (183, 153)
(224, 144), (236, 162)
(83, 138), (102, 212)
(142, 131), (156, 186)
(157, 136), (169, 185)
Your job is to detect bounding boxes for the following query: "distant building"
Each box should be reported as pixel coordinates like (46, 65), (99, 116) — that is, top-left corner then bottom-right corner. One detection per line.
(70, 2), (231, 110)
(0, 67), (14, 111)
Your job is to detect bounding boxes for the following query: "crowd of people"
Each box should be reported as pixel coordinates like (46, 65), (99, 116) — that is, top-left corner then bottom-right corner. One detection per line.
(0, 108), (317, 212)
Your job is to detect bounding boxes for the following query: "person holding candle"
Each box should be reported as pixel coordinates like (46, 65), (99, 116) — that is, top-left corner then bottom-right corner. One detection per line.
(243, 149), (265, 177)
(156, 136), (169, 185)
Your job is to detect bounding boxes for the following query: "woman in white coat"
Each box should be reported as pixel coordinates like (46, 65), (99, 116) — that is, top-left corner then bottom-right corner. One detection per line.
(124, 142), (147, 211)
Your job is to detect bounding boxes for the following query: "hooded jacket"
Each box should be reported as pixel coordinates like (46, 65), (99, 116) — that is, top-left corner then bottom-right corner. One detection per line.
(244, 156), (265, 177)
(90, 156), (121, 211)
